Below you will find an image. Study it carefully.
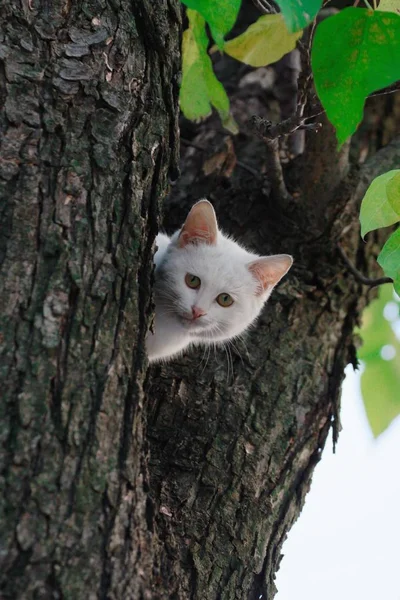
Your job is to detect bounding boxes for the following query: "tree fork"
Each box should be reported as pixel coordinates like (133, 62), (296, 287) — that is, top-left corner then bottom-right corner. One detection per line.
(146, 107), (400, 598)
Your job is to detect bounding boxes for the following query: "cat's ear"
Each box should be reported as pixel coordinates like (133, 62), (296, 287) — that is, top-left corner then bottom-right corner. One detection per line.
(248, 254), (293, 295)
(178, 200), (218, 247)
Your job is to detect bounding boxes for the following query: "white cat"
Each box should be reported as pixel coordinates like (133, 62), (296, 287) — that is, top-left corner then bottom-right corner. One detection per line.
(146, 200), (293, 363)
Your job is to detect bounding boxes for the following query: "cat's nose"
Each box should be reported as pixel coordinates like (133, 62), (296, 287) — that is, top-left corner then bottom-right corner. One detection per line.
(191, 306), (206, 320)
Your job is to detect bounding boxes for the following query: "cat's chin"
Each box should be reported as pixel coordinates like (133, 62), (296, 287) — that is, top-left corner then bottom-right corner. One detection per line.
(179, 316), (210, 334)
(180, 316), (200, 329)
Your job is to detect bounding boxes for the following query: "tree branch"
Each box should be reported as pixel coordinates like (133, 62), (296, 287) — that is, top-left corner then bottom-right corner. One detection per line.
(248, 114), (322, 140)
(247, 117), (291, 202)
(337, 244), (393, 288)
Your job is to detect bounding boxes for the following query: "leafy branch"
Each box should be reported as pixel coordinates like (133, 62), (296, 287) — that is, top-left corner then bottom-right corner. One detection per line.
(176, 0), (400, 434)
(180, 0), (400, 145)
(178, 0), (400, 298)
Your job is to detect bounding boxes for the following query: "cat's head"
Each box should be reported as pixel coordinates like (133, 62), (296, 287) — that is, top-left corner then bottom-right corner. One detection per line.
(156, 200), (293, 342)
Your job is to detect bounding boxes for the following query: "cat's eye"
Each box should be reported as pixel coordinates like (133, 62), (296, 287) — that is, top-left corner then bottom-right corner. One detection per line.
(216, 293), (234, 307)
(185, 273), (201, 289)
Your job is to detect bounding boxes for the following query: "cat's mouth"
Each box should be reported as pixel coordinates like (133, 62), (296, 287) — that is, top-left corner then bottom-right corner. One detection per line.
(180, 314), (210, 332)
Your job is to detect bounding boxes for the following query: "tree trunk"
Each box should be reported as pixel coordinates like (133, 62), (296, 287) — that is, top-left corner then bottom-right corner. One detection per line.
(146, 92), (400, 598)
(0, 0), (180, 598)
(1, 1), (399, 599)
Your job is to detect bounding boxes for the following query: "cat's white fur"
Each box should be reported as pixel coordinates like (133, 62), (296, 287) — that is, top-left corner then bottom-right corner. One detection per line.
(146, 200), (292, 362)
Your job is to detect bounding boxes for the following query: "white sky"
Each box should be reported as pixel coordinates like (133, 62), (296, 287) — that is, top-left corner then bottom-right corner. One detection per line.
(276, 365), (400, 600)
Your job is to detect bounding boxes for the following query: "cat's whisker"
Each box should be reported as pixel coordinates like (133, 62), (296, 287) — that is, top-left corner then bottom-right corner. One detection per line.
(221, 337), (234, 383)
(204, 343), (212, 374)
(207, 323), (237, 382)
(227, 338), (244, 367)
(199, 342), (210, 375)
(223, 343), (231, 384)
(237, 333), (249, 353)
(212, 325), (234, 383)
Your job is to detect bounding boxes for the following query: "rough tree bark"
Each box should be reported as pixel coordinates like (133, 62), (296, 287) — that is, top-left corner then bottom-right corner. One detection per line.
(1, 1), (399, 600)
(147, 120), (400, 599)
(0, 0), (180, 598)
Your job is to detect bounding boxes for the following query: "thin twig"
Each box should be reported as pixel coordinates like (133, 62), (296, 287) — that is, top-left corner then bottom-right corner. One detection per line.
(370, 81), (400, 98)
(296, 46), (313, 116)
(180, 138), (259, 176)
(252, 0), (276, 14)
(236, 161), (259, 177)
(248, 114), (322, 140)
(337, 244), (393, 288)
(296, 8), (321, 116)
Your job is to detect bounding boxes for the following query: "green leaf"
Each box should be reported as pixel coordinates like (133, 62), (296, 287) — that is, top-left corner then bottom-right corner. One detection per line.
(274, 0), (322, 32)
(359, 170), (400, 238)
(218, 14), (302, 67)
(357, 285), (397, 360)
(378, 227), (400, 296)
(180, 10), (238, 134)
(361, 357), (400, 436)
(311, 8), (400, 146)
(386, 171), (400, 215)
(181, 0), (241, 47)
(377, 0), (400, 13)
(358, 284), (400, 436)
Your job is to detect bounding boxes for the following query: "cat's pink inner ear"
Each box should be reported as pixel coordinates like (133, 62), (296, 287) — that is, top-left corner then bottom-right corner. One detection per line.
(178, 200), (218, 247)
(248, 254), (293, 295)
